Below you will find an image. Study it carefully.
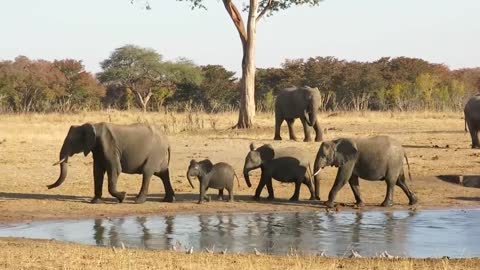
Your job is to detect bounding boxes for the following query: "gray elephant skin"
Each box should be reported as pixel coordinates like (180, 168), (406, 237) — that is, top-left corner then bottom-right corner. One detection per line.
(464, 94), (480, 148)
(313, 135), (417, 208)
(48, 122), (175, 204)
(274, 86), (323, 142)
(243, 143), (319, 201)
(187, 159), (239, 203)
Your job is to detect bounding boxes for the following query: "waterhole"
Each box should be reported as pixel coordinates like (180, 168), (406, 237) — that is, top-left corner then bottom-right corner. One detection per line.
(0, 209), (479, 258)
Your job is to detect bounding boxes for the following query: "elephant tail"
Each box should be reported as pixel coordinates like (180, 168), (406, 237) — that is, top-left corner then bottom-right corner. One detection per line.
(167, 145), (171, 166)
(233, 172), (240, 188)
(404, 153), (413, 182)
(465, 118), (468, 133)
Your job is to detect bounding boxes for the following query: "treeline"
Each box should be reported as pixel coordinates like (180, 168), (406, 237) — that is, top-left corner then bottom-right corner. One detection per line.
(0, 45), (479, 113)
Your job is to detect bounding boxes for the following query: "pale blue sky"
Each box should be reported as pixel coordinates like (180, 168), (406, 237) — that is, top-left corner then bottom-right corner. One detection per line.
(1, 0), (479, 75)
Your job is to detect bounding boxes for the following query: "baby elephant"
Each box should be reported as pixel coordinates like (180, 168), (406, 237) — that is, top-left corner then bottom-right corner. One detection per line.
(313, 135), (417, 208)
(187, 159), (239, 204)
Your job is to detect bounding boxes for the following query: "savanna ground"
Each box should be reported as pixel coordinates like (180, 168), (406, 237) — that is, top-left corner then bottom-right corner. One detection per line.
(0, 110), (479, 269)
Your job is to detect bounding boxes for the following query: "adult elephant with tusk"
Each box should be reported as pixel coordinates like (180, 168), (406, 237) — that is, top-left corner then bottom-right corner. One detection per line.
(48, 122), (175, 204)
(313, 135), (417, 208)
(274, 86), (323, 142)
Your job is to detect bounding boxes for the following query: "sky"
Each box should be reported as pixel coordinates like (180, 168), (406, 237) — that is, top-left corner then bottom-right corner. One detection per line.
(1, 0), (479, 75)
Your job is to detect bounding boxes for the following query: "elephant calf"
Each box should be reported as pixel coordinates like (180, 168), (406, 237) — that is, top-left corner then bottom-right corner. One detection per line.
(243, 143), (319, 201)
(187, 159), (239, 204)
(313, 135), (417, 208)
(48, 122), (175, 204)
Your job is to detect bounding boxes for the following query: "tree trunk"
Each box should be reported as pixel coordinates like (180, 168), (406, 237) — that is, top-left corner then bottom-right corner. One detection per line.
(236, 0), (258, 129)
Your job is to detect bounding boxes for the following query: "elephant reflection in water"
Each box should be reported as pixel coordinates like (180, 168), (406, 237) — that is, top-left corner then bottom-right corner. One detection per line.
(198, 215), (236, 251)
(93, 218), (124, 247)
(92, 216), (175, 250)
(324, 211), (416, 256)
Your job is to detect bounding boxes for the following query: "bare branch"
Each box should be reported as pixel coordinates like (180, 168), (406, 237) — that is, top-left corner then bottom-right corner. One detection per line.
(256, 0), (273, 23)
(222, 0), (248, 45)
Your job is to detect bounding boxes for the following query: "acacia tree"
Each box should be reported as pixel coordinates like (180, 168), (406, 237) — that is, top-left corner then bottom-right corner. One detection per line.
(142, 0), (322, 128)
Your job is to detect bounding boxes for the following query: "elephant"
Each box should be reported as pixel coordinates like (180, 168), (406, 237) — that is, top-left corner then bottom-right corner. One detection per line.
(243, 143), (319, 201)
(464, 94), (480, 148)
(313, 135), (417, 208)
(186, 159), (239, 203)
(47, 122), (175, 204)
(274, 86), (323, 142)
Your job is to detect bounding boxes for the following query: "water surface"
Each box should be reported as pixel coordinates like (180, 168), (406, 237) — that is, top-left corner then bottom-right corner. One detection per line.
(0, 209), (479, 258)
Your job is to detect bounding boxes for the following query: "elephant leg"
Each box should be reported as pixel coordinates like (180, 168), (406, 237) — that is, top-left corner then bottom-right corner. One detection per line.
(396, 173), (418, 205)
(265, 176), (275, 200)
(253, 174), (267, 200)
(135, 172), (153, 204)
(286, 119), (298, 141)
(381, 179), (395, 207)
(91, 161), (105, 204)
(303, 176), (316, 201)
(227, 187), (234, 202)
(198, 184), (207, 204)
(314, 174), (321, 200)
(289, 180), (301, 201)
(348, 175), (363, 207)
(107, 170), (126, 203)
(326, 165), (354, 208)
(155, 169), (175, 202)
(300, 117), (312, 142)
(467, 120), (480, 148)
(312, 119), (324, 142)
(274, 115), (283, 140)
(218, 189), (224, 201)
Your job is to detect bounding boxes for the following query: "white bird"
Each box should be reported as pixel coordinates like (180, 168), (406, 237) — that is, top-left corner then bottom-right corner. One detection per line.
(186, 247), (193, 254)
(254, 248), (262, 256)
(221, 249), (227, 255)
(319, 250), (327, 257)
(379, 251), (397, 259)
(349, 250), (362, 258)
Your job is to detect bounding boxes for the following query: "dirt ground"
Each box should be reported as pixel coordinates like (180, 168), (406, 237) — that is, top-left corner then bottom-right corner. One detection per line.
(0, 238), (478, 270)
(0, 111), (479, 224)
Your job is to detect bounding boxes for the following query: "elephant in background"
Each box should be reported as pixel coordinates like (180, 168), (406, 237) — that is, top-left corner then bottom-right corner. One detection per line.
(464, 94), (480, 148)
(274, 86), (323, 142)
(48, 122), (175, 203)
(243, 143), (319, 201)
(313, 136), (417, 208)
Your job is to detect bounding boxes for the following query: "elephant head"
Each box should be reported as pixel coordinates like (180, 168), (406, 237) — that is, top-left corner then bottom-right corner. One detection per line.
(313, 139), (358, 176)
(186, 159), (213, 188)
(47, 123), (96, 189)
(302, 86), (321, 126)
(243, 143), (274, 188)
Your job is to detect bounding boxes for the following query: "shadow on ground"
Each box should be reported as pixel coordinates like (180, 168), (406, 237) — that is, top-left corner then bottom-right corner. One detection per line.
(436, 175), (480, 188)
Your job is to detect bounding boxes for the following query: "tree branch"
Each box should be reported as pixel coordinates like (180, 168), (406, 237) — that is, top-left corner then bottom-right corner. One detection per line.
(256, 0), (273, 23)
(222, 0), (248, 45)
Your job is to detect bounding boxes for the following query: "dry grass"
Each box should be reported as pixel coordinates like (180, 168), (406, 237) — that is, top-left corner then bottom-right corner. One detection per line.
(0, 238), (478, 270)
(0, 110), (478, 223)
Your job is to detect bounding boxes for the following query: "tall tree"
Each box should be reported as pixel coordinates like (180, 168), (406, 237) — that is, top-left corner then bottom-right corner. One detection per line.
(142, 0), (323, 128)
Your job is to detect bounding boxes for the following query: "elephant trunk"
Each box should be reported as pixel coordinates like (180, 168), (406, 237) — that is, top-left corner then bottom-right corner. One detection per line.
(186, 173), (195, 189)
(304, 110), (312, 126)
(243, 168), (252, 188)
(47, 145), (70, 189)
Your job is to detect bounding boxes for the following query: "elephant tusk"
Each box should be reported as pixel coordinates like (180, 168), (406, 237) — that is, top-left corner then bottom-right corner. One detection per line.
(313, 168), (321, 176)
(52, 157), (67, 166)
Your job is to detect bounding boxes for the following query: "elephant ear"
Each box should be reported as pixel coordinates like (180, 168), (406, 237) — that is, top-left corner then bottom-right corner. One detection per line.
(98, 123), (121, 170)
(249, 142), (256, 151)
(82, 123), (96, 156)
(334, 139), (358, 167)
(259, 144), (275, 161)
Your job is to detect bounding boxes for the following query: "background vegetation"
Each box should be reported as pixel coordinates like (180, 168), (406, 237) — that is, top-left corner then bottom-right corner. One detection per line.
(0, 45), (479, 113)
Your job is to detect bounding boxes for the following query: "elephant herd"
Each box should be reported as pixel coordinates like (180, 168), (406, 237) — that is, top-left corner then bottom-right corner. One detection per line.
(47, 87), (480, 208)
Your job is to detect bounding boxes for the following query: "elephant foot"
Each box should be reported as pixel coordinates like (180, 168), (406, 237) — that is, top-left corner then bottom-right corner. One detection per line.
(116, 192), (127, 203)
(267, 195), (275, 201)
(355, 201), (364, 208)
(197, 200), (203, 204)
(134, 195), (147, 204)
(274, 136), (282, 141)
(90, 197), (103, 204)
(409, 195), (418, 205)
(290, 137), (299, 141)
(289, 196), (299, 201)
(315, 137), (323, 142)
(218, 196), (224, 201)
(381, 200), (393, 207)
(303, 138), (313, 142)
(162, 195), (175, 203)
(472, 145), (480, 149)
(309, 196), (317, 201)
(252, 195), (260, 201)
(325, 201), (335, 208)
